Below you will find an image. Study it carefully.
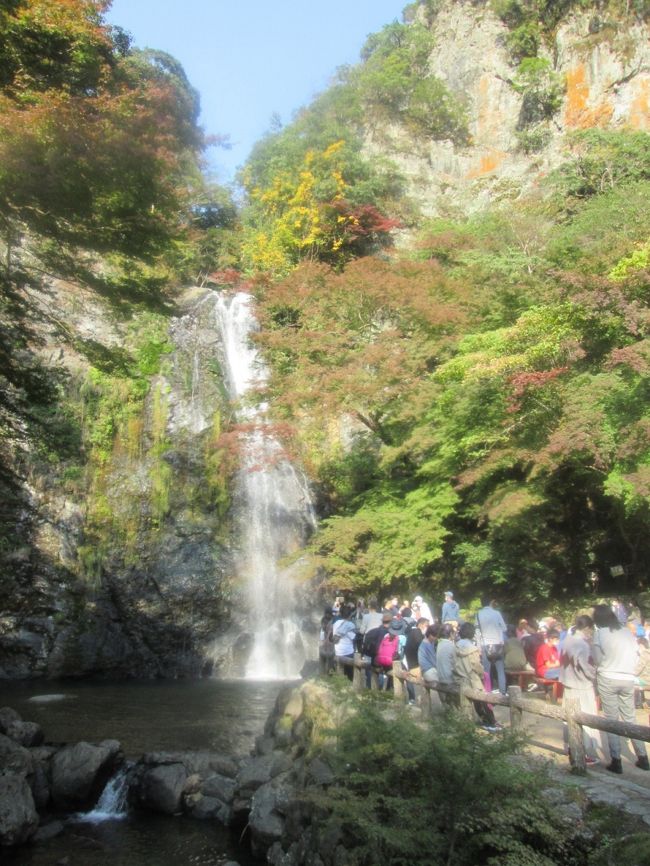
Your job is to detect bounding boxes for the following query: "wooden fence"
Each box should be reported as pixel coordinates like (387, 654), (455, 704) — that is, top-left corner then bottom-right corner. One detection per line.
(329, 653), (650, 775)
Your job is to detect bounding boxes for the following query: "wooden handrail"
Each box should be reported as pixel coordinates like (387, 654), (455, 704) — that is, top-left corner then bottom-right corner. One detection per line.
(330, 652), (650, 774)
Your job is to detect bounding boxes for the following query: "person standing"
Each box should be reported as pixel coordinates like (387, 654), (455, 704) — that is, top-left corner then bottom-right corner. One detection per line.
(592, 604), (649, 774)
(635, 636), (650, 708)
(412, 595), (434, 625)
(441, 591), (460, 625)
(560, 615), (600, 766)
(386, 596), (401, 616)
(405, 618), (429, 676)
(402, 615), (425, 702)
(454, 622), (501, 730)
(476, 598), (507, 694)
(504, 624), (530, 672)
(332, 604), (357, 682)
(418, 624), (439, 683)
(318, 606), (336, 674)
(435, 624), (457, 706)
(360, 598), (383, 638)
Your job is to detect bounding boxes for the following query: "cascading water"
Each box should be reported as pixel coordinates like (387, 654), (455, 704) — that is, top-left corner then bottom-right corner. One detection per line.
(74, 764), (131, 823)
(214, 291), (316, 679)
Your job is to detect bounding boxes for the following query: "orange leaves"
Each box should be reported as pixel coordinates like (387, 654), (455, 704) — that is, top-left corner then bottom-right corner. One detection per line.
(2, 0), (114, 101)
(254, 255), (466, 449)
(506, 366), (568, 413)
(0, 2), (204, 258)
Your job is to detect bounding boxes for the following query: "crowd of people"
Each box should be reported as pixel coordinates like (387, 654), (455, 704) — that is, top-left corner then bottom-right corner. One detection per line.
(318, 592), (650, 773)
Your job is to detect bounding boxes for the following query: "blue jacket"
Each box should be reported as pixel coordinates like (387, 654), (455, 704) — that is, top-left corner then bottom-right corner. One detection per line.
(442, 600), (460, 622)
(418, 639), (437, 673)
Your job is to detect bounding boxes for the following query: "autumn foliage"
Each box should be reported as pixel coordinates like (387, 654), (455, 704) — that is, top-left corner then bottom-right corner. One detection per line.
(248, 124), (650, 606)
(0, 0), (204, 262)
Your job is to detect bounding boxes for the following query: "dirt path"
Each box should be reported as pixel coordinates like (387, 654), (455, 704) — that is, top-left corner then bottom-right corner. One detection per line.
(491, 694), (650, 825)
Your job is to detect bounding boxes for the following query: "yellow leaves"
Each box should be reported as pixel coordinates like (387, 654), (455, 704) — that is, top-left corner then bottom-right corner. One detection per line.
(243, 139), (355, 273)
(241, 230), (289, 274)
(323, 140), (345, 158)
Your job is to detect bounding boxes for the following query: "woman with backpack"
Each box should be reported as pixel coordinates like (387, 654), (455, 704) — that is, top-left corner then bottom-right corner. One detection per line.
(375, 617), (406, 690)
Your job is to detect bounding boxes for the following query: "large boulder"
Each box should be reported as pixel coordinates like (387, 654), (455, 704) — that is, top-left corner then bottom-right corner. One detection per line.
(134, 763), (188, 815)
(236, 751), (293, 799)
(248, 775), (293, 858)
(0, 772), (39, 846)
(0, 734), (33, 777)
(5, 720), (44, 748)
(50, 740), (121, 809)
(184, 793), (225, 820)
(201, 773), (235, 804)
(0, 707), (21, 735)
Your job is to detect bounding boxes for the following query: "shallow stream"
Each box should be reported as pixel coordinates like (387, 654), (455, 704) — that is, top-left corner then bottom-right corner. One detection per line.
(0, 678), (288, 865)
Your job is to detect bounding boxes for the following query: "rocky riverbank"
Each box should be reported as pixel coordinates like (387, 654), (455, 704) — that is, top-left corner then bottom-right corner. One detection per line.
(0, 682), (334, 857)
(3, 681), (650, 865)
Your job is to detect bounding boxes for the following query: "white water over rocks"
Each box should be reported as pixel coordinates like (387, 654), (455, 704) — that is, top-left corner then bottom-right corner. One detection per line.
(74, 765), (131, 823)
(214, 292), (316, 679)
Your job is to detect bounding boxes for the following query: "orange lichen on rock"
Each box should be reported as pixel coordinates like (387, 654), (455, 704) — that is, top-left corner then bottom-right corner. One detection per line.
(564, 63), (615, 129)
(629, 77), (650, 130)
(466, 150), (506, 179)
(583, 101), (614, 128)
(475, 73), (507, 142)
(564, 64), (590, 127)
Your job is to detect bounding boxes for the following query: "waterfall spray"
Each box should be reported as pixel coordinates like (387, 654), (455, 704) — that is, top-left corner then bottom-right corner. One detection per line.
(214, 292), (316, 678)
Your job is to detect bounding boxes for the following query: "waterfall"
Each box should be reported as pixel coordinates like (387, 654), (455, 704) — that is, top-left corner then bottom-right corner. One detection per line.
(74, 765), (131, 823)
(214, 291), (316, 679)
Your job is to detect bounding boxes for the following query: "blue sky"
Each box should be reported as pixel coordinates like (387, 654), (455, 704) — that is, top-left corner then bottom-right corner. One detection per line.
(105, 0), (408, 185)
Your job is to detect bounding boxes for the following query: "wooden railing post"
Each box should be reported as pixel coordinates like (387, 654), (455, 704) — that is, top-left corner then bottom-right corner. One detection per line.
(565, 696), (587, 774)
(508, 685), (523, 731)
(352, 653), (364, 693)
(392, 662), (404, 702)
(370, 667), (380, 690)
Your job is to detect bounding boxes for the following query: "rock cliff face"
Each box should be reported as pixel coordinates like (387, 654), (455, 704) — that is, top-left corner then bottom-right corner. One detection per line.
(0, 282), (236, 680)
(365, 1), (650, 216)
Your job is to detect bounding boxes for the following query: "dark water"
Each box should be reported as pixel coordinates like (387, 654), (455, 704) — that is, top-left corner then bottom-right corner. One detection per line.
(0, 678), (292, 866)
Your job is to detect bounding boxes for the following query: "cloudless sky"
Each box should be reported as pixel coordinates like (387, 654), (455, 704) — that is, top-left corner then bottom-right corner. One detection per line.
(106, 0), (408, 185)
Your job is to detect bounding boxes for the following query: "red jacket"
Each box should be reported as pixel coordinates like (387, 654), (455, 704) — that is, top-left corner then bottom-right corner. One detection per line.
(535, 642), (559, 678)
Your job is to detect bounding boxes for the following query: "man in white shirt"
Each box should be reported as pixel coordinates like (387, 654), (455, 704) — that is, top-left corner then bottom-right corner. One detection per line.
(412, 595), (434, 624)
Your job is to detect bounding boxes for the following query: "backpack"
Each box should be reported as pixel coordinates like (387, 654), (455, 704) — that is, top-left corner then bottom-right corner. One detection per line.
(376, 633), (399, 667)
(361, 626), (385, 659)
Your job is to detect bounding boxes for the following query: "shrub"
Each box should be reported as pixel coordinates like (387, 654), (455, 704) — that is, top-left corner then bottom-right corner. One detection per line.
(310, 698), (589, 866)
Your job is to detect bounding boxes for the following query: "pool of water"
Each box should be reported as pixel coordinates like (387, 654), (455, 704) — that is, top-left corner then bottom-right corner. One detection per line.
(0, 678), (288, 757)
(0, 677), (293, 865)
